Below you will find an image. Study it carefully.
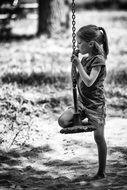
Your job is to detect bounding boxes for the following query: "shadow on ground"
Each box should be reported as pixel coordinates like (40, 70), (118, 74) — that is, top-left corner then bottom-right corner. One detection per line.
(0, 145), (127, 190)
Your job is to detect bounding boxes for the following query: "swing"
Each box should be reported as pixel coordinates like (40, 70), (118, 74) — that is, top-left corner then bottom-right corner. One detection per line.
(60, 0), (96, 134)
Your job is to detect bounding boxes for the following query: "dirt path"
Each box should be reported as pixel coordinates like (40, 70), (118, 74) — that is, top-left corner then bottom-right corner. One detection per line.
(0, 116), (127, 190)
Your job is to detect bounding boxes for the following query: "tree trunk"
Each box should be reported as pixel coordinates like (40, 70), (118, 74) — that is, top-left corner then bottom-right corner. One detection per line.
(37, 0), (70, 36)
(37, 0), (51, 36)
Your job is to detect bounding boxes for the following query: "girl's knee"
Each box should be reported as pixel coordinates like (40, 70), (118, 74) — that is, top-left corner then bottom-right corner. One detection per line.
(58, 116), (64, 128)
(58, 109), (74, 128)
(58, 115), (70, 128)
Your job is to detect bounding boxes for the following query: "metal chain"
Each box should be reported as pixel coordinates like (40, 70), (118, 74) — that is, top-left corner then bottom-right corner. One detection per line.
(72, 0), (76, 52)
(71, 0), (77, 87)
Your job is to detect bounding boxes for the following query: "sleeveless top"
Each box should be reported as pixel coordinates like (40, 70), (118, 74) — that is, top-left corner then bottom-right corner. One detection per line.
(77, 54), (106, 110)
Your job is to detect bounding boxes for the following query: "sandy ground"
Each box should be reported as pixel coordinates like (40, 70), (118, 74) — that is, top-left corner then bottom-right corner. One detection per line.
(0, 114), (127, 190)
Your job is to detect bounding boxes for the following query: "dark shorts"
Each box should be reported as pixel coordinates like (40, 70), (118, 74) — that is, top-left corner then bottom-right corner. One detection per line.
(68, 101), (106, 128)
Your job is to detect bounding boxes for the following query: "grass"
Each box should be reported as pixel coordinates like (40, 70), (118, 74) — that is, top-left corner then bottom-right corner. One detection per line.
(106, 66), (127, 86)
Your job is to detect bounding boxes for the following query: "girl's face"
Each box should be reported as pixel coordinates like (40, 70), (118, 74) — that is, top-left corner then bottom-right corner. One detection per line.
(76, 36), (90, 55)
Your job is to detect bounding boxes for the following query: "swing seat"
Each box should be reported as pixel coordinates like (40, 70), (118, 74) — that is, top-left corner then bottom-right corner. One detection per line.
(60, 123), (96, 134)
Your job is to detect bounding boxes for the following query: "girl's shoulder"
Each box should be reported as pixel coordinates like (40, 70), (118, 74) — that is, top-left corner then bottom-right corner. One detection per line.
(81, 54), (106, 67)
(94, 54), (105, 61)
(91, 54), (106, 67)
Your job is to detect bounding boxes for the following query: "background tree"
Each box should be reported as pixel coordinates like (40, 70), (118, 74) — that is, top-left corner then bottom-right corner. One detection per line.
(37, 0), (70, 36)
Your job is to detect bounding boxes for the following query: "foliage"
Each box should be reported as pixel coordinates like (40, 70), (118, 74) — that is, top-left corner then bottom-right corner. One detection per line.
(0, 85), (39, 147)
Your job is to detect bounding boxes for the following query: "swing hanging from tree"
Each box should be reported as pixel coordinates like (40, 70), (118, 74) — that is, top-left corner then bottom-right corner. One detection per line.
(60, 0), (96, 134)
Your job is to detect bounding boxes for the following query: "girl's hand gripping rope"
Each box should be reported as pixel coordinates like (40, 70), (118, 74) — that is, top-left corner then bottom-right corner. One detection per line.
(71, 49), (80, 67)
(71, 49), (80, 83)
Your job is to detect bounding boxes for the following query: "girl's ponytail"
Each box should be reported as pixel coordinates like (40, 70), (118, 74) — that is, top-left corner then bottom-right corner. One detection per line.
(98, 27), (109, 59)
(90, 40), (104, 57)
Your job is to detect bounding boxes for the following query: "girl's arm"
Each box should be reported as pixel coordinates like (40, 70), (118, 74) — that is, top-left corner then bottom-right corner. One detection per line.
(77, 63), (101, 87)
(71, 55), (101, 87)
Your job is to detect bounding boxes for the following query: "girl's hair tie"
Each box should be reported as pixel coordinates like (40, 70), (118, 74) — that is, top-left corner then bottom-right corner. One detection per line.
(98, 27), (103, 31)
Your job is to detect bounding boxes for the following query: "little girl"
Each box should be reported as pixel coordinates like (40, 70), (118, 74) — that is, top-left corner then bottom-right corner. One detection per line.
(58, 25), (109, 180)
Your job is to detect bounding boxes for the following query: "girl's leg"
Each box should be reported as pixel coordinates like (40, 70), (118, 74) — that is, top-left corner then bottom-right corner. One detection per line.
(94, 125), (107, 178)
(58, 107), (74, 128)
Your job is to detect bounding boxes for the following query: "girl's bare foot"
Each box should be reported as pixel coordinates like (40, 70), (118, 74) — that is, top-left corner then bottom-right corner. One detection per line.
(87, 173), (106, 181)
